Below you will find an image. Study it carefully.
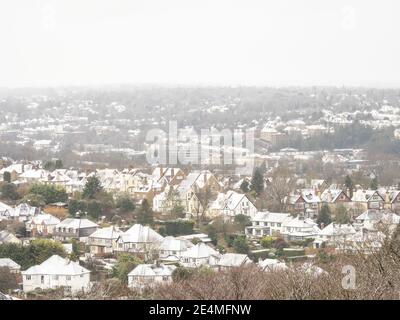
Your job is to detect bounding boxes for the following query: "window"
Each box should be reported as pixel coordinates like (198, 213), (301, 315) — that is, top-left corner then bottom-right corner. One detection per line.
(26, 275), (31, 280)
(66, 276), (71, 281)
(162, 276), (169, 281)
(52, 275), (59, 280)
(80, 274), (84, 278)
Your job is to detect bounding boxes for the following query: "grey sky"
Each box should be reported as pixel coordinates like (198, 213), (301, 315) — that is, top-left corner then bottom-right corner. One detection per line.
(0, 0), (399, 87)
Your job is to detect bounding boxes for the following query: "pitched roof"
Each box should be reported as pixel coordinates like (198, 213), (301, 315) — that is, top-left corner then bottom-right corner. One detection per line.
(89, 226), (122, 240)
(119, 224), (163, 243)
(217, 253), (250, 267)
(160, 236), (193, 252)
(252, 211), (291, 223)
(0, 258), (21, 270)
(56, 218), (98, 229)
(22, 255), (90, 275)
(28, 213), (60, 225)
(128, 263), (176, 277)
(180, 243), (220, 259)
(319, 223), (356, 236)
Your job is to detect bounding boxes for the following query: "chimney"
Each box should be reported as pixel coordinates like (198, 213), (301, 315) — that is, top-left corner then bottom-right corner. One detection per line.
(327, 190), (332, 202)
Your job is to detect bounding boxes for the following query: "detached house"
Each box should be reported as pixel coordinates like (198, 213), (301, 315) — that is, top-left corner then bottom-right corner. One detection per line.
(215, 253), (252, 270)
(128, 263), (176, 289)
(180, 243), (221, 268)
(115, 224), (164, 254)
(22, 255), (91, 293)
(87, 226), (123, 255)
(210, 191), (257, 219)
(245, 211), (291, 238)
(53, 218), (98, 241)
(314, 223), (357, 249)
(0, 258), (21, 273)
(287, 189), (320, 216)
(26, 213), (61, 236)
(281, 216), (320, 241)
(159, 236), (194, 261)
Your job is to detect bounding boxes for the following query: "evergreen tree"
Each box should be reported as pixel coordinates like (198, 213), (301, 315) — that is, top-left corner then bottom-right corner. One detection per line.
(317, 204), (332, 227)
(82, 176), (103, 199)
(344, 175), (354, 198)
(3, 171), (11, 183)
(240, 180), (250, 193)
(136, 199), (154, 225)
(370, 177), (379, 190)
(250, 167), (264, 195)
(335, 205), (350, 224)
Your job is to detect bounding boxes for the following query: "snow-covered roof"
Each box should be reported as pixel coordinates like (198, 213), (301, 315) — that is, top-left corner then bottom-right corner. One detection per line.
(258, 258), (288, 272)
(180, 243), (220, 259)
(119, 224), (163, 244)
(28, 213), (60, 225)
(160, 236), (193, 252)
(217, 253), (251, 267)
(0, 258), (21, 270)
(319, 223), (356, 237)
(89, 226), (122, 240)
(56, 218), (98, 230)
(22, 255), (90, 276)
(252, 211), (291, 223)
(128, 263), (176, 277)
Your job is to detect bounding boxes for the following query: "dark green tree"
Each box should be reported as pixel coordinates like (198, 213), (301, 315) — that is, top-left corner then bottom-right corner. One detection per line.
(317, 204), (332, 227)
(136, 199), (154, 225)
(111, 253), (143, 283)
(3, 171), (11, 183)
(29, 184), (67, 204)
(344, 175), (354, 198)
(232, 235), (249, 254)
(82, 176), (103, 199)
(1, 183), (19, 200)
(87, 200), (102, 219)
(240, 180), (250, 193)
(335, 205), (350, 224)
(116, 195), (135, 213)
(250, 167), (264, 195)
(370, 177), (379, 190)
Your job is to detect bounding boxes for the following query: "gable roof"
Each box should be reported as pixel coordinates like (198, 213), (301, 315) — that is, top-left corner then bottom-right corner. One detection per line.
(180, 243), (220, 259)
(22, 255), (90, 276)
(28, 213), (60, 225)
(56, 218), (98, 230)
(217, 253), (251, 267)
(0, 258), (21, 270)
(119, 224), (163, 243)
(128, 263), (176, 277)
(89, 226), (122, 240)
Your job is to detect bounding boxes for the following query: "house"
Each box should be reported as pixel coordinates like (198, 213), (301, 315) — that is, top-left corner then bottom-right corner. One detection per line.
(382, 190), (400, 213)
(180, 243), (221, 268)
(0, 230), (21, 244)
(0, 201), (14, 219)
(281, 216), (320, 241)
(53, 218), (98, 241)
(209, 191), (257, 218)
(258, 258), (288, 272)
(0, 258), (21, 273)
(245, 211), (291, 238)
(352, 189), (385, 211)
(26, 213), (61, 236)
(128, 263), (176, 289)
(115, 224), (164, 253)
(314, 222), (357, 249)
(159, 236), (194, 261)
(320, 188), (352, 213)
(353, 209), (400, 232)
(10, 203), (39, 222)
(21, 255), (91, 293)
(215, 253), (252, 270)
(287, 190), (320, 216)
(87, 226), (123, 255)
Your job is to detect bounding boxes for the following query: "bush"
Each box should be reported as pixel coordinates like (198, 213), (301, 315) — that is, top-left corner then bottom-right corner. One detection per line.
(164, 220), (194, 236)
(232, 236), (249, 254)
(111, 253), (143, 283)
(260, 236), (274, 248)
(29, 184), (68, 204)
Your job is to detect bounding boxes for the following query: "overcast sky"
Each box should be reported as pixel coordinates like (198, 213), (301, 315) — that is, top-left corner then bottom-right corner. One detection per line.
(0, 0), (399, 88)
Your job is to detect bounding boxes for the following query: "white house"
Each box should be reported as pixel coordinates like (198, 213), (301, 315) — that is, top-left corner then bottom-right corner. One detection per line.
(0, 202), (14, 219)
(215, 253), (252, 270)
(353, 209), (400, 232)
(128, 263), (176, 289)
(10, 203), (39, 222)
(53, 218), (98, 241)
(0, 258), (21, 273)
(314, 222), (357, 249)
(180, 243), (221, 268)
(26, 213), (61, 237)
(22, 255), (91, 293)
(115, 224), (164, 253)
(159, 236), (194, 261)
(245, 211), (292, 238)
(258, 258), (288, 272)
(87, 226), (123, 255)
(0, 230), (21, 244)
(223, 191), (257, 218)
(281, 216), (320, 241)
